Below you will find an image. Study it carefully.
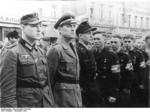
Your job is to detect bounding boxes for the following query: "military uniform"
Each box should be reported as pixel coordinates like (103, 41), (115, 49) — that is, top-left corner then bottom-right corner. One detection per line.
(137, 49), (149, 107)
(117, 50), (134, 107)
(96, 48), (121, 107)
(47, 40), (82, 107)
(76, 41), (98, 107)
(128, 48), (146, 107)
(145, 48), (150, 107)
(47, 13), (82, 107)
(0, 38), (55, 107)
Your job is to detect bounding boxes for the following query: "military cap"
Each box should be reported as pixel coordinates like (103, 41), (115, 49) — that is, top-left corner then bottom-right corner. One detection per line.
(54, 13), (76, 29)
(20, 13), (41, 25)
(76, 20), (97, 36)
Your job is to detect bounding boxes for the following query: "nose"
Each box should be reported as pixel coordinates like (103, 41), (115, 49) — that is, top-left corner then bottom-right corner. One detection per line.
(37, 25), (41, 32)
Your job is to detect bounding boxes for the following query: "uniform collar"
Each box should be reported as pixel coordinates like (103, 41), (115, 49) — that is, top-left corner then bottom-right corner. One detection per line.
(78, 40), (90, 50)
(57, 37), (70, 50)
(19, 38), (37, 51)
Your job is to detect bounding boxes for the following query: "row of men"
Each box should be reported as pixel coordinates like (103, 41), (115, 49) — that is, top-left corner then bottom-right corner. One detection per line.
(0, 12), (150, 107)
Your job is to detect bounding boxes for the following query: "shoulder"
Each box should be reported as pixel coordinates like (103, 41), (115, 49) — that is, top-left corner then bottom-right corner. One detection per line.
(1, 42), (19, 56)
(47, 44), (61, 57)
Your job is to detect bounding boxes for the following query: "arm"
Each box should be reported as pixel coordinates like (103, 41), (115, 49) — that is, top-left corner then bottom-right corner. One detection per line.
(0, 49), (17, 107)
(110, 53), (121, 98)
(47, 46), (59, 90)
(137, 52), (146, 88)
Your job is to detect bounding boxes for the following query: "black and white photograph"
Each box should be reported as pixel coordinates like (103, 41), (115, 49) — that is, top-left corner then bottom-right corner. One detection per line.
(0, 0), (150, 111)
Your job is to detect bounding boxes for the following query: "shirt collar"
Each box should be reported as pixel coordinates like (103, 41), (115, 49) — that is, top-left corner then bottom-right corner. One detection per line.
(19, 38), (37, 51)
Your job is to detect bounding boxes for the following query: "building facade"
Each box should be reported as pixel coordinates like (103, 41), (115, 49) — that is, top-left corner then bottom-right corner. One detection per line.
(87, 1), (150, 39)
(0, 15), (21, 41)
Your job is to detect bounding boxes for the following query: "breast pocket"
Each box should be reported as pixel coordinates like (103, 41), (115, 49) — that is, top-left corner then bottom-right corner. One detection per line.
(59, 58), (75, 74)
(18, 55), (35, 77)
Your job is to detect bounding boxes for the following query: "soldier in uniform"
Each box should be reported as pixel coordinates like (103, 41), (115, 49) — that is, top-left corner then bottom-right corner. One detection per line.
(145, 35), (150, 107)
(0, 13), (55, 107)
(47, 14), (82, 107)
(110, 37), (134, 107)
(134, 39), (149, 107)
(93, 31), (121, 107)
(75, 21), (98, 107)
(123, 35), (146, 107)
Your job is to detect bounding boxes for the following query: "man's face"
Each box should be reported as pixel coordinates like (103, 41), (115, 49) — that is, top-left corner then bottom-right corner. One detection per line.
(110, 38), (121, 52)
(22, 23), (41, 40)
(123, 38), (133, 50)
(59, 24), (76, 39)
(93, 33), (104, 49)
(135, 40), (145, 50)
(105, 39), (111, 49)
(80, 31), (93, 44)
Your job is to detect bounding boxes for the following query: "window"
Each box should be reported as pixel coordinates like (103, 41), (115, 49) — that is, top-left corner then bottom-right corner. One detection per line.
(121, 13), (125, 25)
(90, 7), (94, 19)
(128, 15), (131, 27)
(140, 17), (143, 28)
(100, 4), (104, 19)
(109, 5), (112, 19)
(146, 17), (149, 29)
(134, 16), (137, 28)
(51, 4), (56, 18)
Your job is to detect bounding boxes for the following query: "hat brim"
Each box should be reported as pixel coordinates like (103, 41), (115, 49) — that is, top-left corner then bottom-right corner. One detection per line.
(83, 27), (97, 33)
(60, 19), (77, 26)
(27, 20), (42, 25)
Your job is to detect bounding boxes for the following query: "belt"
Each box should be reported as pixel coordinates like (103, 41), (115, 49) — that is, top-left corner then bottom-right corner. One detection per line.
(17, 80), (46, 88)
(56, 78), (79, 84)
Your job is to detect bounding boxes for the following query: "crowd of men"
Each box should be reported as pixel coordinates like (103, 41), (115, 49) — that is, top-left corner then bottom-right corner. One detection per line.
(0, 12), (150, 108)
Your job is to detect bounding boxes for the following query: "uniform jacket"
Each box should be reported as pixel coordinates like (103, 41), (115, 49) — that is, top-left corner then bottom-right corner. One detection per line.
(0, 38), (54, 107)
(96, 48), (121, 98)
(76, 41), (97, 90)
(117, 51), (134, 90)
(128, 49), (146, 85)
(47, 38), (82, 107)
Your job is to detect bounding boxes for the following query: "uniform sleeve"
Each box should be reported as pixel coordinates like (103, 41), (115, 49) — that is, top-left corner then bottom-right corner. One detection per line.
(0, 49), (17, 107)
(123, 56), (134, 89)
(137, 52), (146, 86)
(110, 53), (121, 97)
(47, 47), (59, 90)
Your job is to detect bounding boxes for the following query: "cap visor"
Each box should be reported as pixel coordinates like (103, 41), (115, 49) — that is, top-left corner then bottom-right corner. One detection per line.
(28, 20), (42, 25)
(84, 27), (97, 33)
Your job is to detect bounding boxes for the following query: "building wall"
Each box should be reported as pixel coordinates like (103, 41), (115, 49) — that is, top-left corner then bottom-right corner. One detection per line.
(85, 1), (150, 38)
